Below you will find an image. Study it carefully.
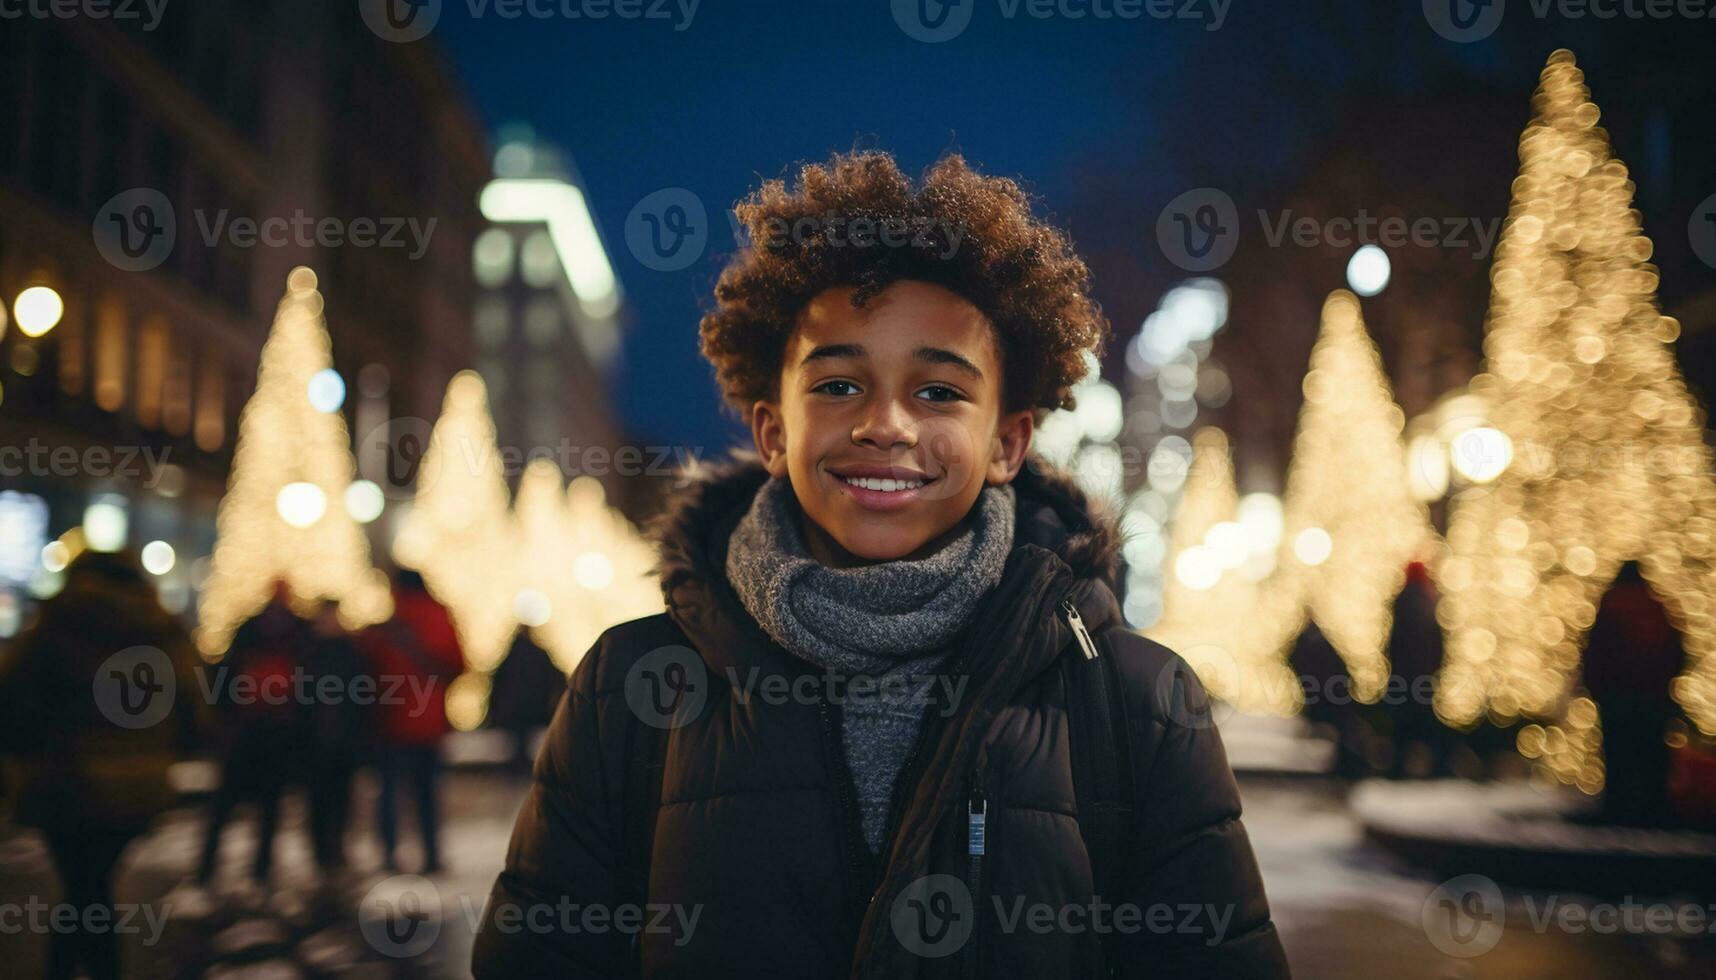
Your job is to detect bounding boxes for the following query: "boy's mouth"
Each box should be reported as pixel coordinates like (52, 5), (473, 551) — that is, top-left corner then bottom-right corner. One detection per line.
(826, 464), (939, 511)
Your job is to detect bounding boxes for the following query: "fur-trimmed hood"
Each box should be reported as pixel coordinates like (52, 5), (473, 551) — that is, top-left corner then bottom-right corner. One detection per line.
(646, 448), (1124, 675)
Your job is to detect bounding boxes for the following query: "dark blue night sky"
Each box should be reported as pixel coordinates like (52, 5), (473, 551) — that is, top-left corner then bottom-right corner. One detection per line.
(435, 1), (1233, 452)
(431, 1), (1669, 454)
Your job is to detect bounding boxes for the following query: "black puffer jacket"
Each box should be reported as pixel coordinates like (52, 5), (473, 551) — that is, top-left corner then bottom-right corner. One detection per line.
(473, 455), (1289, 978)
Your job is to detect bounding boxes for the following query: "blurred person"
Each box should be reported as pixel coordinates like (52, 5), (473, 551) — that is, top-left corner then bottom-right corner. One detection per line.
(1289, 620), (1368, 779)
(1582, 560), (1687, 827)
(195, 581), (306, 889)
(363, 569), (464, 874)
(0, 550), (205, 980)
(487, 628), (564, 772)
(1383, 560), (1452, 778)
(474, 152), (1287, 977)
(301, 601), (366, 877)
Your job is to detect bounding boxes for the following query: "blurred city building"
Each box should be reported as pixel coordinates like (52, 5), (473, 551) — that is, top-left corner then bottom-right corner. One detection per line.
(0, 3), (489, 634)
(470, 125), (635, 508)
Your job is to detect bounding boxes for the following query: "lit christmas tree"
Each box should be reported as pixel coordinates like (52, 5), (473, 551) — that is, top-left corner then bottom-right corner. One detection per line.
(197, 268), (391, 657)
(1148, 427), (1303, 715)
(392, 370), (517, 673)
(521, 466), (662, 676)
(1437, 50), (1716, 788)
(1279, 290), (1432, 702)
(398, 374), (666, 728)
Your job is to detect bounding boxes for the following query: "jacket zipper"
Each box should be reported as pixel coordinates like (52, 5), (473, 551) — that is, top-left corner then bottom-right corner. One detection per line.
(816, 690), (871, 940)
(857, 642), (976, 968)
(963, 755), (987, 979)
(1062, 598), (1100, 661)
(1062, 592), (1119, 978)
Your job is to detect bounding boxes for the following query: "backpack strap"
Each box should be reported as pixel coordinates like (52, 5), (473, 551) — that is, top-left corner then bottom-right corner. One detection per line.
(620, 712), (669, 976)
(1061, 622), (1136, 976)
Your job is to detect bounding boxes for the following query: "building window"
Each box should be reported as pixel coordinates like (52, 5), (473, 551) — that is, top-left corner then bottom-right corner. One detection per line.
(164, 340), (193, 436)
(194, 353), (225, 451)
(473, 228), (515, 288)
(57, 299), (86, 396)
(479, 358), (508, 402)
(135, 316), (168, 429)
(474, 296), (510, 350)
(523, 297), (561, 348)
(94, 297), (127, 412)
(520, 230), (560, 289)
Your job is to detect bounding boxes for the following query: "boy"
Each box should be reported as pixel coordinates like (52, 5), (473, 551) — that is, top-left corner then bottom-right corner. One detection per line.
(473, 152), (1289, 978)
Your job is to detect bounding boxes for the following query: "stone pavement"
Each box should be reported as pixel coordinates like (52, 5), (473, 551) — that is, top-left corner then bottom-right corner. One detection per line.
(0, 768), (525, 979)
(5, 765), (1716, 978)
(1246, 776), (1716, 979)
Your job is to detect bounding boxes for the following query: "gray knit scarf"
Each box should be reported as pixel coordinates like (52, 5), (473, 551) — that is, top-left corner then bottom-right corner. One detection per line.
(725, 475), (1016, 853)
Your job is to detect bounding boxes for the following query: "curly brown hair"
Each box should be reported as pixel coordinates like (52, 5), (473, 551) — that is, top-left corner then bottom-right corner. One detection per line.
(700, 151), (1108, 419)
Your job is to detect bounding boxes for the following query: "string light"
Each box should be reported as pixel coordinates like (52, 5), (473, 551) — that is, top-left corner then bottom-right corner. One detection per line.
(1149, 292), (1434, 712)
(197, 268), (392, 657)
(1278, 291), (1434, 702)
(397, 374), (664, 727)
(522, 467), (663, 675)
(392, 370), (518, 674)
(1436, 50), (1716, 791)
(1148, 427), (1305, 715)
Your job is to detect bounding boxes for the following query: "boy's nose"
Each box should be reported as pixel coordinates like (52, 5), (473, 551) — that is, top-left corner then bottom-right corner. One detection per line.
(851, 399), (917, 450)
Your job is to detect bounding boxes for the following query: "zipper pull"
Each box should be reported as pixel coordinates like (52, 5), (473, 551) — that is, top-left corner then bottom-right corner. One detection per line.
(967, 775), (987, 856)
(1062, 598), (1100, 661)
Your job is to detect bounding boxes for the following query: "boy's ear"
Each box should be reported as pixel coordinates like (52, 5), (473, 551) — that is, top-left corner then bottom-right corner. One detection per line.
(985, 408), (1034, 486)
(750, 400), (790, 478)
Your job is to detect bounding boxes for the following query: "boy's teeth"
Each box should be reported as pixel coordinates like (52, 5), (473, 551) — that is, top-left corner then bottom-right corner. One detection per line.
(841, 475), (924, 492)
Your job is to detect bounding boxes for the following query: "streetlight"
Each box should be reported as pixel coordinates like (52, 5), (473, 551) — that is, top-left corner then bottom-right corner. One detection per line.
(1345, 245), (1391, 297)
(13, 286), (65, 338)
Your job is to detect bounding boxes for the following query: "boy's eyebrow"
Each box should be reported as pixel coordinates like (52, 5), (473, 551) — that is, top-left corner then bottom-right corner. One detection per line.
(801, 343), (866, 366)
(914, 346), (983, 380)
(800, 343), (983, 380)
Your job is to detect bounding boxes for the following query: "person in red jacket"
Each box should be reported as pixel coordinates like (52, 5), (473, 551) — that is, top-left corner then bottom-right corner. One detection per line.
(362, 568), (464, 874)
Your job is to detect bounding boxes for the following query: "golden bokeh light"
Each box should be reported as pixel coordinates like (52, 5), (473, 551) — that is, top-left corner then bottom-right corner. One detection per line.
(196, 269), (392, 657)
(1437, 51), (1716, 790)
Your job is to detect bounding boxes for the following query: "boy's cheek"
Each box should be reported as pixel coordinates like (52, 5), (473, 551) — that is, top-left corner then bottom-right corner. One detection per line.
(915, 423), (985, 503)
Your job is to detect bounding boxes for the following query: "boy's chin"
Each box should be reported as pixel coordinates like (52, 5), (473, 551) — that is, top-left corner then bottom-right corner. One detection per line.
(825, 525), (949, 564)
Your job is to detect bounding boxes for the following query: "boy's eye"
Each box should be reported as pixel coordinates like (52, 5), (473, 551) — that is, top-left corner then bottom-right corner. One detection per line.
(917, 384), (964, 403)
(812, 379), (860, 397)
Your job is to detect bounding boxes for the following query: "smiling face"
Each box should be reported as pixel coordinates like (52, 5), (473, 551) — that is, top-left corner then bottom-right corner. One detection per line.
(750, 280), (1034, 566)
